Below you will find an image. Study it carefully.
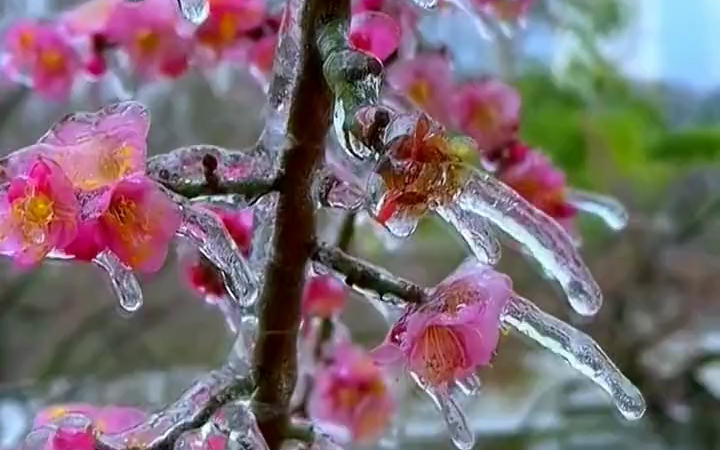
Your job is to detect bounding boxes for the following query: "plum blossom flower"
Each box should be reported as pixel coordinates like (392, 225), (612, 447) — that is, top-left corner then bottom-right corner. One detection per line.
(195, 0), (267, 58)
(497, 148), (577, 227)
(0, 157), (78, 266)
(452, 78), (520, 153)
(34, 404), (146, 434)
(1, 20), (81, 100)
(370, 113), (469, 236)
(386, 54), (454, 123)
(104, 0), (190, 78)
(185, 206), (253, 297)
(372, 261), (511, 389)
(58, 0), (120, 77)
(38, 101), (149, 192)
(309, 344), (395, 444)
(302, 274), (348, 318)
(98, 175), (181, 272)
(349, 11), (400, 61)
(247, 33), (277, 81)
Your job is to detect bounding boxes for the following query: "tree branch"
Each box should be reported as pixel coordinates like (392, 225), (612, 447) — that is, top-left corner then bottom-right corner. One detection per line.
(312, 243), (426, 304)
(250, 0), (350, 447)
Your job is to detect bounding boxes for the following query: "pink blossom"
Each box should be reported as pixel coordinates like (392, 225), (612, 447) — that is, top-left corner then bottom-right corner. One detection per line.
(59, 0), (119, 36)
(0, 157), (78, 266)
(1, 20), (81, 100)
(302, 274), (348, 318)
(99, 175), (180, 273)
(38, 101), (149, 192)
(452, 78), (520, 153)
(309, 344), (395, 444)
(195, 0), (267, 57)
(247, 34), (277, 78)
(104, 0), (190, 79)
(372, 261), (511, 389)
(185, 206), (253, 297)
(34, 404), (146, 434)
(51, 429), (94, 450)
(386, 54), (454, 124)
(349, 11), (399, 61)
(498, 148), (577, 225)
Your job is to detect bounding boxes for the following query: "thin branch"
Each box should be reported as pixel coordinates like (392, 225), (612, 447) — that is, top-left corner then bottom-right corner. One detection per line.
(157, 177), (277, 201)
(312, 243), (426, 304)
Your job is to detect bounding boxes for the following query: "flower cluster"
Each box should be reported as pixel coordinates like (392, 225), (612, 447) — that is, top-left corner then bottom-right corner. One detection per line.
(0, 102), (180, 271)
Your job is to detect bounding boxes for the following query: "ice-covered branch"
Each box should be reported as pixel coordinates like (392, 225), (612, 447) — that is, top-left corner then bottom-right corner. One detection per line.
(312, 243), (425, 304)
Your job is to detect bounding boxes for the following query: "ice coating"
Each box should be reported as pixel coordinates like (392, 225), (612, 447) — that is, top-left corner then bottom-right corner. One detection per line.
(567, 189), (629, 231)
(410, 373), (474, 450)
(501, 294), (646, 420)
(405, 0), (439, 10)
(176, 202), (258, 307)
(93, 250), (144, 313)
(457, 168), (602, 315)
(176, 0), (210, 25)
(436, 203), (501, 265)
(454, 373), (482, 396)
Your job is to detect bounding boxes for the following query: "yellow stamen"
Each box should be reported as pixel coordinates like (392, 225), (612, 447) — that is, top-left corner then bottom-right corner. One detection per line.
(408, 81), (430, 107)
(218, 13), (237, 44)
(18, 30), (34, 50)
(104, 197), (151, 265)
(135, 29), (160, 55)
(471, 103), (498, 131)
(11, 193), (54, 245)
(419, 325), (466, 385)
(46, 407), (68, 421)
(40, 49), (65, 73)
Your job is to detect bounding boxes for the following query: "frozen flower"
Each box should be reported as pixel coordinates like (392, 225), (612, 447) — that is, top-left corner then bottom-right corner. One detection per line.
(302, 274), (348, 318)
(483, 139), (529, 169)
(349, 11), (399, 61)
(185, 206), (253, 297)
(39, 101), (149, 192)
(451, 78), (520, 153)
(1, 20), (81, 100)
(195, 0), (266, 57)
(0, 157), (78, 266)
(99, 175), (180, 272)
(372, 261), (511, 389)
(51, 429), (94, 450)
(498, 148), (577, 226)
(59, 0), (120, 77)
(34, 404), (146, 434)
(104, 0), (190, 79)
(370, 113), (469, 236)
(386, 54), (454, 123)
(309, 344), (395, 444)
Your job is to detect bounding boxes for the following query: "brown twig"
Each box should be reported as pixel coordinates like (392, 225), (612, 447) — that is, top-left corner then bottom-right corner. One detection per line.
(312, 243), (426, 304)
(250, 0), (350, 447)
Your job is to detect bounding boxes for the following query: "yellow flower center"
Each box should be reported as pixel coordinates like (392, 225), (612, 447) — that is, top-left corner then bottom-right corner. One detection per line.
(218, 13), (237, 44)
(99, 144), (134, 184)
(11, 193), (55, 245)
(471, 103), (498, 131)
(135, 29), (160, 55)
(417, 325), (467, 386)
(408, 80), (431, 107)
(40, 49), (65, 73)
(19, 30), (34, 50)
(46, 407), (68, 421)
(103, 196), (151, 265)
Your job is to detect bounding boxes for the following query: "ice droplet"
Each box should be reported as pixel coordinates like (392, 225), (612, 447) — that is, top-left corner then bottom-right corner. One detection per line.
(436, 203), (501, 265)
(177, 204), (258, 307)
(501, 294), (646, 420)
(458, 169), (602, 316)
(454, 373), (482, 396)
(176, 0), (210, 25)
(410, 373), (475, 450)
(93, 250), (143, 313)
(567, 189), (629, 231)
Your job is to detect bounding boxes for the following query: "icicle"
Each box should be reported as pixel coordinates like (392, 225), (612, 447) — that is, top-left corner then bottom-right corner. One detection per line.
(247, 193), (278, 284)
(454, 374), (482, 396)
(176, 0), (210, 25)
(405, 0), (439, 11)
(212, 401), (269, 450)
(229, 316), (258, 374)
(567, 189), (629, 231)
(457, 170), (602, 316)
(501, 294), (646, 420)
(436, 203), (501, 265)
(93, 250), (143, 313)
(177, 204), (258, 307)
(410, 373), (474, 450)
